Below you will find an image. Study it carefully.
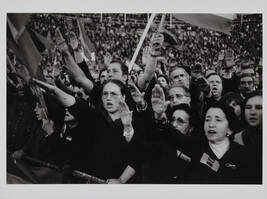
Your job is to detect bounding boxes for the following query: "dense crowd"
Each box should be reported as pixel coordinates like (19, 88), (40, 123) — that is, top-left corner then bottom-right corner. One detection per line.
(7, 13), (262, 184)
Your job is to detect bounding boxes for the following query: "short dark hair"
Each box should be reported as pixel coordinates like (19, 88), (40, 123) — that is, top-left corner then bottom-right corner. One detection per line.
(241, 90), (262, 127)
(110, 60), (129, 76)
(204, 101), (238, 133)
(220, 92), (243, 107)
(237, 74), (254, 85)
(172, 103), (196, 128)
(157, 74), (169, 85)
(99, 68), (107, 80)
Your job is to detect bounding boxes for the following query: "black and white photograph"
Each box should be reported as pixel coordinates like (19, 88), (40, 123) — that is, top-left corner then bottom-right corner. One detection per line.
(1, 0), (266, 198)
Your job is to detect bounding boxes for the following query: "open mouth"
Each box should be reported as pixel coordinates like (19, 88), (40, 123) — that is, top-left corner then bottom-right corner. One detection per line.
(249, 118), (258, 122)
(207, 130), (216, 134)
(106, 102), (113, 108)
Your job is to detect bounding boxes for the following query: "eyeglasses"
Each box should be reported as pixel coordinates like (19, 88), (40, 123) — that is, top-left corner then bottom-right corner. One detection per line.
(172, 117), (189, 126)
(102, 91), (122, 99)
(168, 94), (185, 101)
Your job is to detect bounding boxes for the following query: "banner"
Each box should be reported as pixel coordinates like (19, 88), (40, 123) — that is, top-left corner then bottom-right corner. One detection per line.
(76, 15), (96, 61)
(7, 14), (43, 79)
(172, 14), (237, 35)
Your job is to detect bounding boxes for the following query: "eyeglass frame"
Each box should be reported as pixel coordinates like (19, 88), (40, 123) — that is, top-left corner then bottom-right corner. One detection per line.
(102, 91), (122, 99)
(168, 93), (187, 101)
(171, 117), (189, 126)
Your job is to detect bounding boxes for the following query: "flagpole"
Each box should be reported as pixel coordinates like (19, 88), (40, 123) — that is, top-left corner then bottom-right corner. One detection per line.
(8, 151), (106, 184)
(128, 13), (156, 72)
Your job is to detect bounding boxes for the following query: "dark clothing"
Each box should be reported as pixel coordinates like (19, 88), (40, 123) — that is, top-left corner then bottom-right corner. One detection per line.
(7, 85), (38, 152)
(157, 122), (250, 184)
(68, 99), (146, 181)
(150, 139), (192, 184)
(234, 127), (262, 184)
(222, 74), (239, 94)
(57, 122), (95, 174)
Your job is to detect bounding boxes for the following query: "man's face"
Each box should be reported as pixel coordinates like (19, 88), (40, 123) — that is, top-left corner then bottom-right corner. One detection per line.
(170, 68), (189, 88)
(168, 87), (191, 108)
(241, 68), (255, 78)
(207, 75), (223, 99)
(238, 76), (254, 96)
(107, 63), (126, 83)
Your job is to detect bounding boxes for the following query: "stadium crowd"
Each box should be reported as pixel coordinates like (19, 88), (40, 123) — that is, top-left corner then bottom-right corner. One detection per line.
(7, 13), (262, 184)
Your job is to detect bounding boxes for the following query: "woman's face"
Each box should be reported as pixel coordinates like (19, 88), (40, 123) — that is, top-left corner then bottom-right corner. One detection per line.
(245, 96), (262, 127)
(102, 82), (125, 113)
(172, 109), (191, 135)
(204, 108), (231, 143)
(228, 100), (242, 118)
(158, 77), (168, 87)
(34, 102), (45, 120)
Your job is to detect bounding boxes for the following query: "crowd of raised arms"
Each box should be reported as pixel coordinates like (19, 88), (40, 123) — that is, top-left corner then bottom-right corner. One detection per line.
(7, 13), (262, 184)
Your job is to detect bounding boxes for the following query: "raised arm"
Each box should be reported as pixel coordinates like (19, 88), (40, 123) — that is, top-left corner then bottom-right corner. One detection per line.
(137, 32), (164, 92)
(55, 29), (95, 94)
(33, 78), (76, 107)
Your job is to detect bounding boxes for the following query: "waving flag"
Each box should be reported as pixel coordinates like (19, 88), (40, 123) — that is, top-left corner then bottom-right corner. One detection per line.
(76, 15), (96, 61)
(171, 14), (237, 35)
(7, 13), (43, 78)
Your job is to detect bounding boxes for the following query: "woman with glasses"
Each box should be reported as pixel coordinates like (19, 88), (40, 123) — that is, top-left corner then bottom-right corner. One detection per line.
(150, 84), (250, 184)
(150, 103), (196, 183)
(33, 78), (146, 184)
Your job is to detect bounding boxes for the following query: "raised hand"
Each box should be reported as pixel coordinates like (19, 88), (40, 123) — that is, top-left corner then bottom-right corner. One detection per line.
(218, 50), (225, 61)
(151, 84), (170, 118)
(11, 149), (25, 160)
(119, 101), (133, 127)
(69, 32), (79, 50)
(150, 31), (164, 56)
(15, 64), (32, 85)
(196, 75), (211, 95)
(142, 46), (150, 65)
(128, 83), (145, 104)
(32, 78), (76, 107)
(42, 119), (55, 136)
(54, 28), (68, 53)
(104, 52), (113, 67)
(33, 78), (57, 95)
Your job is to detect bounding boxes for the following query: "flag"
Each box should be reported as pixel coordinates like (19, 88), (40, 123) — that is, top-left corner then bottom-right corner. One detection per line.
(76, 15), (96, 61)
(171, 14), (237, 35)
(30, 29), (56, 56)
(7, 13), (43, 79)
(7, 156), (63, 184)
(7, 20), (24, 64)
(162, 29), (178, 46)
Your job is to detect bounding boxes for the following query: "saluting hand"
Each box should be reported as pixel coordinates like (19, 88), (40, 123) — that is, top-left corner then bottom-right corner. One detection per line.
(151, 84), (170, 118)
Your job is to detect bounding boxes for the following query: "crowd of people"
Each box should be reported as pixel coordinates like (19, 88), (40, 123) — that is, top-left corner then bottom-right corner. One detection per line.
(7, 13), (263, 184)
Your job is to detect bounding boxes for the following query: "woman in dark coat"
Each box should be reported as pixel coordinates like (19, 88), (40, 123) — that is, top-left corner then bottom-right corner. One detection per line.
(234, 91), (262, 184)
(151, 84), (250, 184)
(34, 79), (146, 184)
